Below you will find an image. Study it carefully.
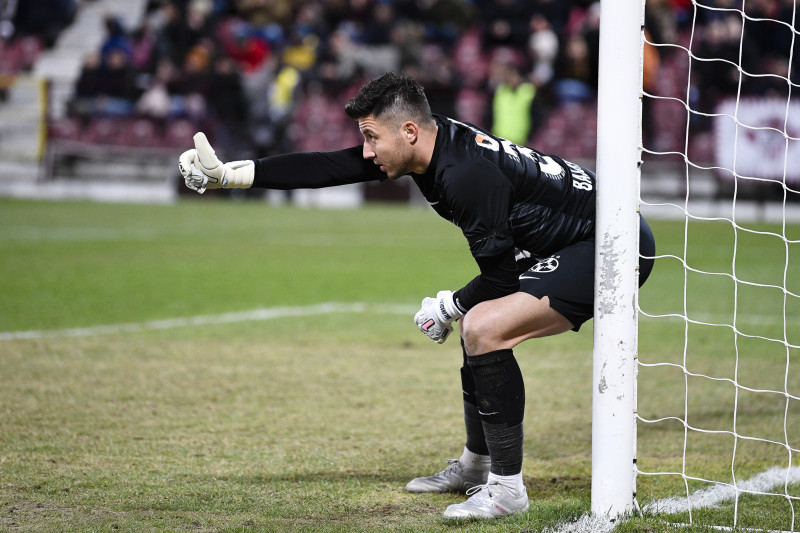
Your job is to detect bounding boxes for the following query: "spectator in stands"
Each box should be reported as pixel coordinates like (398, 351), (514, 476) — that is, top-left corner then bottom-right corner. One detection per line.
(166, 40), (215, 120)
(361, 1), (395, 46)
(391, 19), (426, 74)
(692, 15), (743, 122)
(488, 56), (538, 146)
(237, 0), (292, 28)
(668, 0), (693, 28)
(64, 0), (732, 163)
(552, 33), (594, 104)
(480, 0), (534, 49)
(282, 30), (319, 74)
(0, 0), (16, 40)
(75, 50), (103, 98)
(319, 24), (400, 80)
(217, 17), (272, 74)
(645, 0), (679, 54)
(159, 0), (212, 68)
(641, 29), (661, 145)
(209, 55), (251, 155)
(528, 0), (571, 35)
(98, 48), (139, 114)
(579, 2), (601, 86)
(325, 0), (373, 35)
(527, 14), (558, 88)
(130, 20), (163, 76)
(269, 63), (301, 122)
(136, 57), (176, 119)
(740, 0), (792, 96)
(73, 48), (138, 116)
(414, 0), (476, 46)
(100, 15), (132, 65)
(11, 0), (76, 48)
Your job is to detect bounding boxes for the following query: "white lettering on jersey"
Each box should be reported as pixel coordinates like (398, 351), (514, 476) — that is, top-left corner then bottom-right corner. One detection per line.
(499, 139), (519, 162)
(516, 145), (538, 163)
(537, 155), (564, 178)
(446, 117), (584, 187)
(447, 117), (538, 167)
(565, 160), (593, 191)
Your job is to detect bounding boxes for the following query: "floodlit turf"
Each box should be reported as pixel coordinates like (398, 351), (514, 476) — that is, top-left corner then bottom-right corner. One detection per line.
(0, 197), (798, 532)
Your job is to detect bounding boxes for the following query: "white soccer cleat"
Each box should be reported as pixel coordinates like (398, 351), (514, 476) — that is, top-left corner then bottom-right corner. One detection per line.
(405, 459), (489, 493)
(443, 480), (529, 519)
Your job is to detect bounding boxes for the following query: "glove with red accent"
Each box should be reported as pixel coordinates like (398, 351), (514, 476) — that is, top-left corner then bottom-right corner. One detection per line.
(413, 290), (463, 344)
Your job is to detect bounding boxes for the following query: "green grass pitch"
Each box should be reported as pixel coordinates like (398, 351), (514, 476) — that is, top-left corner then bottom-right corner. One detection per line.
(0, 197), (798, 532)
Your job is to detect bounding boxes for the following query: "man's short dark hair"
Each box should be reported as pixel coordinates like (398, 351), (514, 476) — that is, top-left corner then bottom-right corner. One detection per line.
(344, 72), (434, 127)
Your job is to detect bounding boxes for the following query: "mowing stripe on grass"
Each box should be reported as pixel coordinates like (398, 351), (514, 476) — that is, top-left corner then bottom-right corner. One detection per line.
(0, 302), (418, 341)
(0, 306), (784, 342)
(547, 466), (800, 533)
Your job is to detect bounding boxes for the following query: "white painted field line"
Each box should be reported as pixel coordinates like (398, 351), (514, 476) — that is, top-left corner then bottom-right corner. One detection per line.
(0, 302), (418, 341)
(543, 513), (617, 533)
(644, 466), (800, 515)
(3, 307), (783, 342)
(546, 466), (800, 533)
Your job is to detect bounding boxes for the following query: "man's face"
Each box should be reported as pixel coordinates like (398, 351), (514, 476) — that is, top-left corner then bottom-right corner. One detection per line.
(357, 114), (412, 180)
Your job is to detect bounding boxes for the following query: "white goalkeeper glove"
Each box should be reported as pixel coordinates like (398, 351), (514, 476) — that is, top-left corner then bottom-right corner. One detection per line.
(413, 290), (464, 344)
(178, 132), (254, 194)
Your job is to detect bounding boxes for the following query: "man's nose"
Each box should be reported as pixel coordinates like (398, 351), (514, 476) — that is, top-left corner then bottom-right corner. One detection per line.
(363, 144), (375, 159)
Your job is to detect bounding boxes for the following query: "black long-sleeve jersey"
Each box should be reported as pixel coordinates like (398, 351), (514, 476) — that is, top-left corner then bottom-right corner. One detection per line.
(252, 114), (595, 313)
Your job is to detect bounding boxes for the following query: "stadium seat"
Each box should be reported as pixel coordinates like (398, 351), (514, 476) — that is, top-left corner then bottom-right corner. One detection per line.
(82, 117), (125, 145)
(122, 117), (162, 148)
(455, 88), (488, 128)
(161, 119), (198, 148)
(452, 28), (489, 88)
(15, 36), (43, 72)
(47, 116), (83, 140)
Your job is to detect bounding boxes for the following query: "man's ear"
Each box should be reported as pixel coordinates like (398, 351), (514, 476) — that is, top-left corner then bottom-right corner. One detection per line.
(402, 121), (419, 144)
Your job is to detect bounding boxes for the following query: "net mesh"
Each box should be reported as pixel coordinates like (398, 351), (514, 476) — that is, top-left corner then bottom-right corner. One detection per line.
(637, 0), (800, 529)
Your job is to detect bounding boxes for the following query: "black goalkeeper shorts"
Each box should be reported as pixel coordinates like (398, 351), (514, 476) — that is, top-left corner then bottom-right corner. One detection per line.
(517, 217), (656, 332)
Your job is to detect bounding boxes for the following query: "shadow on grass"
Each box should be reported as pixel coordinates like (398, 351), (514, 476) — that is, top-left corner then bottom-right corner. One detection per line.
(212, 469), (409, 486)
(526, 474), (591, 498)
(213, 470), (591, 496)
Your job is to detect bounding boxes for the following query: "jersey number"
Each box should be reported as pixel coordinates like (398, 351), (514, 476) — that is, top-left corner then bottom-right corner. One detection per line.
(447, 117), (592, 191)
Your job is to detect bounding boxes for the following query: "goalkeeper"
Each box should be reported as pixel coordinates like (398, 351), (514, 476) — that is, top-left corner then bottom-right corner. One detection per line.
(178, 72), (655, 520)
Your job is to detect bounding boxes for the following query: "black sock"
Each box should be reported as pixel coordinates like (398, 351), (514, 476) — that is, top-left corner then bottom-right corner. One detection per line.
(467, 349), (525, 476)
(460, 345), (489, 456)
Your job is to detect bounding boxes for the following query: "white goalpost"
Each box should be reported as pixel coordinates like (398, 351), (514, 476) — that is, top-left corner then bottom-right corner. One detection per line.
(592, 0), (646, 519)
(594, 0), (800, 530)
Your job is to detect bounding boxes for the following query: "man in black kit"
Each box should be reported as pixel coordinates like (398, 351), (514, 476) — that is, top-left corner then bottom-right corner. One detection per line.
(178, 72), (655, 520)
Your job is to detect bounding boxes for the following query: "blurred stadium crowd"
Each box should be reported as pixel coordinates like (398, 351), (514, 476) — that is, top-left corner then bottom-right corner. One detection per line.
(1, 0), (798, 162)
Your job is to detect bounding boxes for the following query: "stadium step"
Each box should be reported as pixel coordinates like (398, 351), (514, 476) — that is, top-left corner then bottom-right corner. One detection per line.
(0, 74), (43, 163)
(0, 0), (147, 173)
(34, 0), (147, 119)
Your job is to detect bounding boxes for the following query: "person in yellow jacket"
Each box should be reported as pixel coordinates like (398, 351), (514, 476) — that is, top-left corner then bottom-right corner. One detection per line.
(490, 61), (537, 146)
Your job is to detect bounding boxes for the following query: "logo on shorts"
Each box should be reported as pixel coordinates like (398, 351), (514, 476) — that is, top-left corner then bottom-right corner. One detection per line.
(529, 255), (560, 273)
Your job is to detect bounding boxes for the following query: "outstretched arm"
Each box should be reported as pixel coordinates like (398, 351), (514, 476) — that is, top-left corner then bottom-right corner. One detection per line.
(179, 133), (385, 193)
(252, 146), (386, 190)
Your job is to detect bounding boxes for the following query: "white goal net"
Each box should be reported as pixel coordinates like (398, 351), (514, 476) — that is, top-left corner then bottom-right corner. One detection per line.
(635, 0), (800, 530)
